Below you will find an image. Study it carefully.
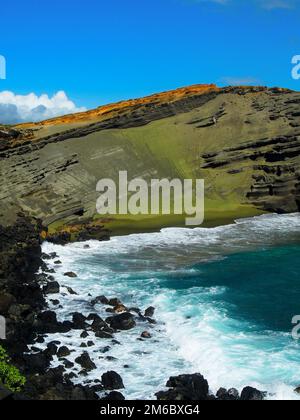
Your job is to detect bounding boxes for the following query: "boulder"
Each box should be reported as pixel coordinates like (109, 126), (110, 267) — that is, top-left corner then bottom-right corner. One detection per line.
(64, 272), (78, 278)
(65, 287), (78, 295)
(144, 306), (155, 318)
(108, 298), (122, 307)
(141, 331), (151, 339)
(44, 342), (58, 357)
(91, 295), (109, 305)
(22, 353), (51, 374)
(101, 371), (124, 390)
(57, 346), (71, 358)
(43, 281), (60, 295)
(108, 313), (136, 331)
(72, 313), (87, 329)
(75, 352), (96, 371)
(240, 386), (265, 401)
(156, 374), (209, 401)
(216, 387), (239, 400)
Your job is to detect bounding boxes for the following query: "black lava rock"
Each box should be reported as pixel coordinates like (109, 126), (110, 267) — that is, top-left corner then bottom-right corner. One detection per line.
(101, 371), (124, 390)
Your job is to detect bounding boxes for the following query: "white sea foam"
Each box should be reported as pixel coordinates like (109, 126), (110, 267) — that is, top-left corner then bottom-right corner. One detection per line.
(39, 213), (300, 400)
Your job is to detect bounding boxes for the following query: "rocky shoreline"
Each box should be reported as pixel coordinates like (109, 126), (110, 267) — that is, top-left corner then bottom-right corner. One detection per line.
(0, 214), (269, 401)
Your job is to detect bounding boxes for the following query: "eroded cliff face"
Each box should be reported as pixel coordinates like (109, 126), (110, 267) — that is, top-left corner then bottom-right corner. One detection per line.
(0, 84), (299, 236)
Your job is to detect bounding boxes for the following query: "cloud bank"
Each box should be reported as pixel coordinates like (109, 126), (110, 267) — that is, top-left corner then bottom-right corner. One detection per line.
(0, 91), (86, 124)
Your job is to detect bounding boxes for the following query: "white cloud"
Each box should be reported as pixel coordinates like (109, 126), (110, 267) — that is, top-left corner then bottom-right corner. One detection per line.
(0, 91), (86, 124)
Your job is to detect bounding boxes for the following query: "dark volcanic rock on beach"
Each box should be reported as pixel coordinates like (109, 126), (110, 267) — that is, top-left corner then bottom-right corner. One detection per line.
(107, 312), (136, 331)
(101, 371), (124, 390)
(75, 352), (96, 371)
(0, 215), (45, 362)
(156, 374), (210, 401)
(156, 373), (266, 401)
(240, 386), (265, 401)
(43, 281), (60, 295)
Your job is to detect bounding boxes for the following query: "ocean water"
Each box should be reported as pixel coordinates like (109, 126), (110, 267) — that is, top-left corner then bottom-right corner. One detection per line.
(41, 213), (300, 400)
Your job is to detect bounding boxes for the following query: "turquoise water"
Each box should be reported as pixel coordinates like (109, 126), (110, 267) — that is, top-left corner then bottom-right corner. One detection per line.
(41, 213), (300, 400)
(175, 245), (300, 332)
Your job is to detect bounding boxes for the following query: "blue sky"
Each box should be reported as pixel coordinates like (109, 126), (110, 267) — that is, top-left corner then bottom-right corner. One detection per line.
(0, 0), (300, 115)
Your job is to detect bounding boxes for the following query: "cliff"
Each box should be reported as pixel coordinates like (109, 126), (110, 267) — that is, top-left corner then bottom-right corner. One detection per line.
(0, 84), (299, 236)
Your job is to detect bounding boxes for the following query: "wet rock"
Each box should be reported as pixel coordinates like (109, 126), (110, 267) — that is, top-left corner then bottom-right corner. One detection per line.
(86, 313), (100, 321)
(35, 310), (72, 334)
(144, 306), (155, 318)
(106, 356), (117, 361)
(91, 316), (112, 335)
(65, 286), (78, 295)
(240, 386), (265, 401)
(64, 272), (78, 278)
(62, 359), (74, 369)
(216, 387), (239, 401)
(45, 268), (56, 274)
(80, 343), (87, 348)
(129, 307), (142, 315)
(42, 252), (58, 260)
(48, 232), (72, 245)
(294, 386), (300, 395)
(80, 331), (89, 338)
(75, 352), (96, 371)
(50, 299), (60, 305)
(145, 317), (156, 324)
(100, 346), (111, 353)
(22, 353), (51, 374)
(23, 365), (100, 400)
(72, 312), (87, 329)
(91, 295), (109, 305)
(106, 308), (114, 313)
(156, 374), (209, 401)
(87, 341), (94, 347)
(44, 342), (58, 357)
(43, 281), (60, 295)
(95, 331), (113, 339)
(65, 372), (77, 380)
(102, 391), (125, 400)
(108, 298), (122, 307)
(57, 346), (71, 358)
(54, 260), (62, 265)
(37, 310), (57, 325)
(31, 346), (42, 353)
(141, 331), (151, 339)
(101, 371), (124, 390)
(107, 313), (136, 331)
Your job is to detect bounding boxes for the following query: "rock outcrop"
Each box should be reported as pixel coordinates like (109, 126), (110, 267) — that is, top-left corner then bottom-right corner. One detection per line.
(0, 84), (299, 235)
